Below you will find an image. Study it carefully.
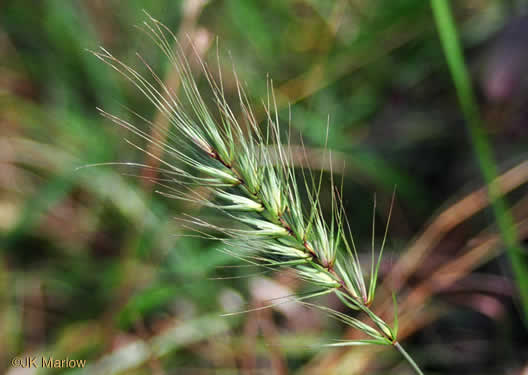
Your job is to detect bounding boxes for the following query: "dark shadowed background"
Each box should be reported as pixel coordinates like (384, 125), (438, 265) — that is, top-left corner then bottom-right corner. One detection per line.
(1, 0), (528, 374)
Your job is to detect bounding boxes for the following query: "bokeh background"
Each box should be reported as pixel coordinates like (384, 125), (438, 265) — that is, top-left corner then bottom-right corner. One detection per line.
(2, 0), (528, 374)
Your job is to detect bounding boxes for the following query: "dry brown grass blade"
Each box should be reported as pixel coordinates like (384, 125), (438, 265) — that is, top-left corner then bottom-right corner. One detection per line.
(402, 202), (528, 316)
(386, 159), (528, 293)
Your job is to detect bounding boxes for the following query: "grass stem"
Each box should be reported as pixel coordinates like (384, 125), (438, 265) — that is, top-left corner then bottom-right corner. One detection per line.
(394, 342), (424, 375)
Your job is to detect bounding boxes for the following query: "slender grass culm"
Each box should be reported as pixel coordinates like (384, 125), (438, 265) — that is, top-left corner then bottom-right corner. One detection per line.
(91, 13), (424, 375)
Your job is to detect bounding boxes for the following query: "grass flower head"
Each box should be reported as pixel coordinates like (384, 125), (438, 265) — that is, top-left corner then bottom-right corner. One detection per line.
(91, 12), (424, 374)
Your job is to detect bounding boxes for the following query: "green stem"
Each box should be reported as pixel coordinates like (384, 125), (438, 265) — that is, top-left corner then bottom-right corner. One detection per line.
(430, 0), (528, 323)
(394, 342), (424, 375)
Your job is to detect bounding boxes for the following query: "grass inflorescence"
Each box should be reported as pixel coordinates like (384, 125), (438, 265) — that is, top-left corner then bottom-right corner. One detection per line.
(92, 12), (424, 374)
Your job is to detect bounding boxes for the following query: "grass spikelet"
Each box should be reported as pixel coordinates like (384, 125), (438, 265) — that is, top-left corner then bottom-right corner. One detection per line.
(91, 12), (425, 375)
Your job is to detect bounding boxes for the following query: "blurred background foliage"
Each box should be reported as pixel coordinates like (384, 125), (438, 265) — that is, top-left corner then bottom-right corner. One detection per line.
(1, 0), (528, 374)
